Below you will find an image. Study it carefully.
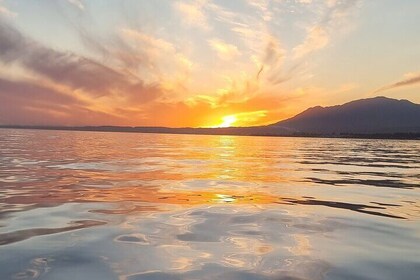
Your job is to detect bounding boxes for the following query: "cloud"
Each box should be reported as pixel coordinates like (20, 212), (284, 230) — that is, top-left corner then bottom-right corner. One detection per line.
(296, 0), (312, 4)
(0, 18), (176, 126)
(0, 77), (123, 126)
(208, 39), (240, 60)
(292, 0), (361, 59)
(175, 0), (209, 29)
(0, 77), (85, 106)
(204, 2), (288, 86)
(121, 28), (175, 54)
(293, 26), (329, 59)
(67, 0), (84, 11)
(117, 28), (194, 97)
(374, 73), (420, 93)
(0, 20), (164, 104)
(77, 24), (193, 94)
(262, 37), (283, 65)
(258, 36), (287, 82)
(247, 0), (272, 22)
(207, 2), (292, 87)
(0, 1), (17, 18)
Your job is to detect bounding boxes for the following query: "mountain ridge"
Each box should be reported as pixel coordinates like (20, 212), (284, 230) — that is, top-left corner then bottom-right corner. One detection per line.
(270, 96), (420, 134)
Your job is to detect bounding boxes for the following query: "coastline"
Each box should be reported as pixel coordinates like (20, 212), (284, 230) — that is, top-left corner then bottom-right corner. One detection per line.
(1, 125), (419, 140)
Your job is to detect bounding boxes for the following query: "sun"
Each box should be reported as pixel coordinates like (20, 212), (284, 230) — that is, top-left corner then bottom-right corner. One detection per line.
(218, 115), (237, 128)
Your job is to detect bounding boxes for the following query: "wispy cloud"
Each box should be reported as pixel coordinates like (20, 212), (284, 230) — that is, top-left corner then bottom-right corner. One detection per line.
(0, 1), (17, 18)
(67, 0), (84, 11)
(293, 26), (329, 59)
(174, 0), (209, 29)
(0, 77), (122, 126)
(119, 28), (176, 73)
(297, 0), (313, 4)
(292, 0), (361, 59)
(248, 0), (272, 22)
(259, 36), (286, 81)
(2, 20), (167, 102)
(0, 19), (168, 125)
(374, 73), (420, 93)
(208, 39), (240, 60)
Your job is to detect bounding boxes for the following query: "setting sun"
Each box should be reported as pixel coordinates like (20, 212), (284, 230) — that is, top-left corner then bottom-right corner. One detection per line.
(218, 115), (237, 128)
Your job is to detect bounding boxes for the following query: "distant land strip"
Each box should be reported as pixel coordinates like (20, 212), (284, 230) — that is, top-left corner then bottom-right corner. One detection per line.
(1, 125), (419, 140)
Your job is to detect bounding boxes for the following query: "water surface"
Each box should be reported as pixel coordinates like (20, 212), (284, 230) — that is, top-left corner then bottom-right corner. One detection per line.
(0, 129), (419, 280)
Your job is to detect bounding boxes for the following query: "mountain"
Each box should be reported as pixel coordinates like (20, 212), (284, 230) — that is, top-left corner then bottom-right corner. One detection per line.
(270, 96), (420, 134)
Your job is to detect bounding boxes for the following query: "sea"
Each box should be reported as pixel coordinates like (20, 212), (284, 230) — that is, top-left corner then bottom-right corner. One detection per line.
(0, 129), (419, 280)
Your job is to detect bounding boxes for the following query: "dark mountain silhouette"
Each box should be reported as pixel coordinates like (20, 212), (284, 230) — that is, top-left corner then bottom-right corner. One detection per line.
(270, 96), (420, 134)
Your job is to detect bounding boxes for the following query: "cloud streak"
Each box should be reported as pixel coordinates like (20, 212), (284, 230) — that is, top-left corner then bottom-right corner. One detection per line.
(208, 39), (240, 60)
(67, 0), (84, 11)
(0, 18), (171, 125)
(175, 0), (209, 29)
(0, 19), (164, 103)
(0, 77), (122, 126)
(292, 0), (361, 59)
(374, 73), (420, 93)
(0, 1), (16, 18)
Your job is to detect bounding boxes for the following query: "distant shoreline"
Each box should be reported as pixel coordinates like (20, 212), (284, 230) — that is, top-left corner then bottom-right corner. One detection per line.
(1, 125), (419, 140)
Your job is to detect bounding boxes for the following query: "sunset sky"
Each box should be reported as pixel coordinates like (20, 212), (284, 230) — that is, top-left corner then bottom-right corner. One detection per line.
(0, 0), (419, 127)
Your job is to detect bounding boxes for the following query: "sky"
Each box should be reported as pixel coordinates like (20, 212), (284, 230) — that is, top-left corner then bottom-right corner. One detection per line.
(0, 0), (419, 128)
